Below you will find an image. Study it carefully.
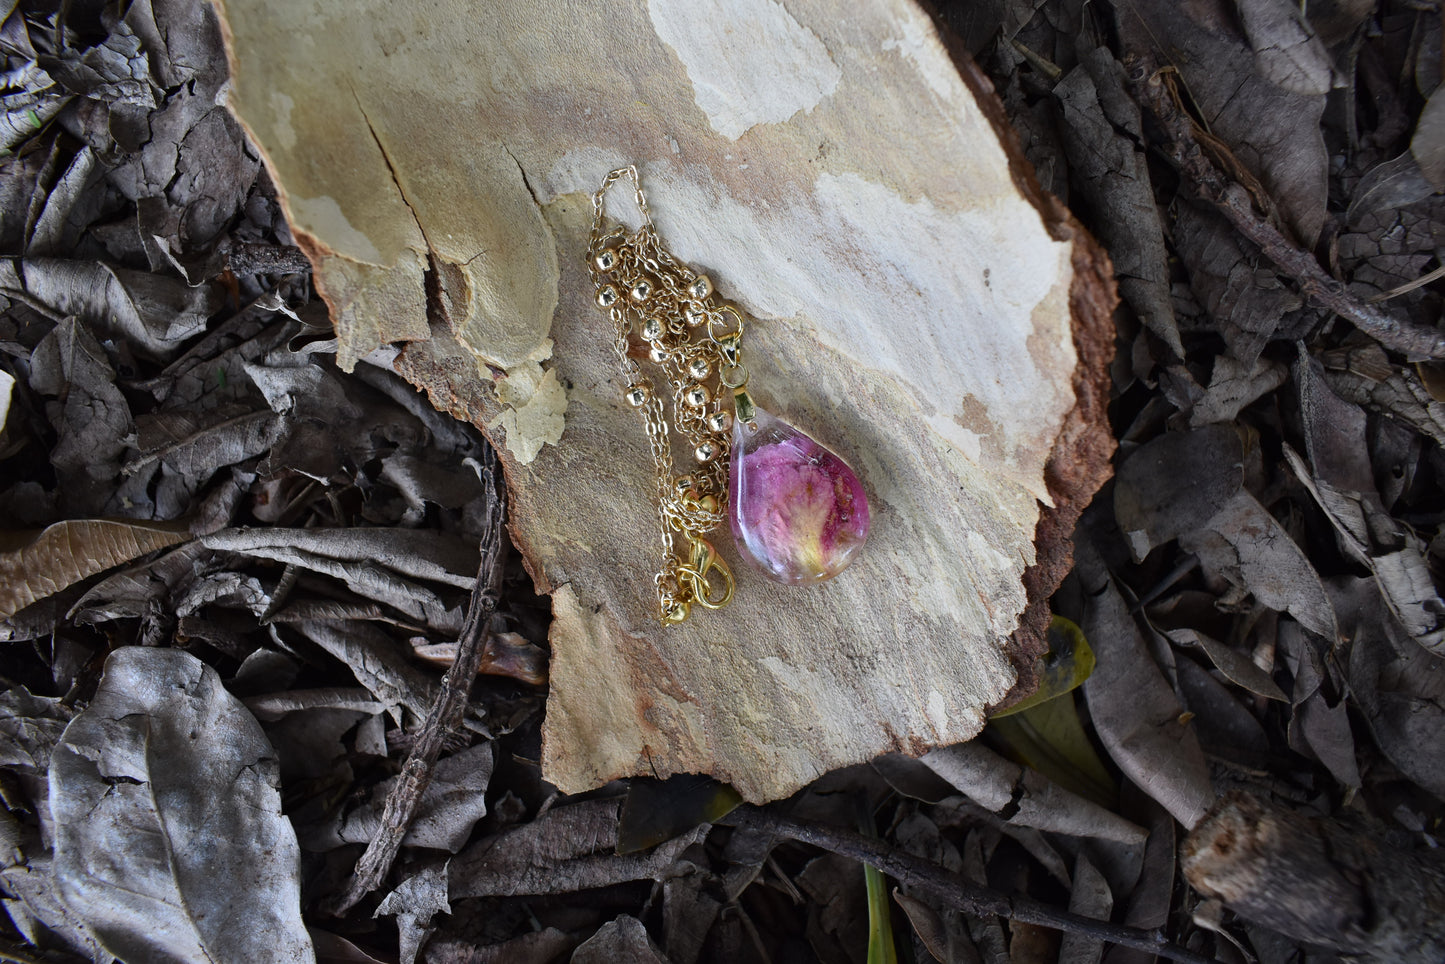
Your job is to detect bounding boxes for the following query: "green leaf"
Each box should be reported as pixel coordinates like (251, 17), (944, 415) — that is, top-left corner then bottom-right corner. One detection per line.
(26, 108), (42, 130)
(864, 861), (898, 964)
(991, 615), (1095, 718)
(616, 774), (741, 854)
(989, 693), (1118, 809)
(858, 801), (898, 964)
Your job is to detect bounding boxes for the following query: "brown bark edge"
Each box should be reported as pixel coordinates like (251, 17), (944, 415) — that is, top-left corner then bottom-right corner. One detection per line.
(933, 17), (1120, 704)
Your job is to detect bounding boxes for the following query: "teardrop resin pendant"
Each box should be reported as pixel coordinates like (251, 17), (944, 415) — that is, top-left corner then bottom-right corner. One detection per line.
(727, 406), (869, 585)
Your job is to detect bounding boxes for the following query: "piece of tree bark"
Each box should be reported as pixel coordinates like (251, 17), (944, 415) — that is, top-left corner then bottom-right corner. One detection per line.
(1182, 791), (1445, 961)
(213, 0), (1114, 802)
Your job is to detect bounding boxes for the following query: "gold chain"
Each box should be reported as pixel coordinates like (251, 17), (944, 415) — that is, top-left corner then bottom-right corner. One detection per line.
(587, 167), (752, 625)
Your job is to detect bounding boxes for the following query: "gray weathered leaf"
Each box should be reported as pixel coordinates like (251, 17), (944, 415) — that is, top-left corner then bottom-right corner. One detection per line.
(49, 647), (312, 964)
(1055, 48), (1180, 357)
(376, 863), (451, 964)
(1286, 447), (1445, 653)
(2, 258), (219, 357)
(1187, 354), (1288, 427)
(571, 916), (669, 964)
(449, 797), (705, 899)
(1078, 546), (1214, 829)
(27, 317), (135, 514)
(1347, 152), (1438, 227)
(1121, 0), (1329, 245)
(1167, 628), (1288, 702)
(1180, 490), (1338, 639)
(204, 526), (473, 631)
(1171, 201), (1304, 364)
(1058, 853), (1111, 964)
(1338, 577), (1445, 798)
(1413, 82), (1445, 191)
(316, 743), (493, 853)
(1114, 424), (1243, 561)
(1236, 0), (1336, 95)
(1278, 621), (1360, 787)
(287, 620), (438, 723)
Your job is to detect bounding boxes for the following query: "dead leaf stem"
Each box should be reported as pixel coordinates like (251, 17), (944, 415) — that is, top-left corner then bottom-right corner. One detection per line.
(325, 449), (507, 916)
(722, 806), (1223, 964)
(1130, 60), (1445, 360)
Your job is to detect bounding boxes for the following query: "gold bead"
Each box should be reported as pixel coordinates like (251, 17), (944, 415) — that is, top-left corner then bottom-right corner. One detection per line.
(594, 248), (618, 272)
(684, 307), (707, 327)
(695, 440), (718, 462)
(641, 317), (665, 341)
(630, 278), (653, 303)
(687, 357), (711, 380)
(596, 285), (618, 308)
(707, 410), (733, 433)
(649, 345), (669, 364)
(685, 384), (710, 408)
(625, 385), (650, 407)
(688, 276), (713, 300)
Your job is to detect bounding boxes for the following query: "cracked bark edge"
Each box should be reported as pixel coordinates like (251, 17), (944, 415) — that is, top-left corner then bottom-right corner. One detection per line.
(930, 13), (1120, 705)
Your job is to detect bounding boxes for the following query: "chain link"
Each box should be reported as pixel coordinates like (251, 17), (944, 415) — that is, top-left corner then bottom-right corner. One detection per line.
(588, 167), (742, 624)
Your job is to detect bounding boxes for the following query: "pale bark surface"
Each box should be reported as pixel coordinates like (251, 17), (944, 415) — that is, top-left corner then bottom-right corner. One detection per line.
(213, 0), (1113, 802)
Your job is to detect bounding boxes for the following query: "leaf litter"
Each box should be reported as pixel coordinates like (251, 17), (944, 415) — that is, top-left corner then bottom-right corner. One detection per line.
(2, 0), (1445, 961)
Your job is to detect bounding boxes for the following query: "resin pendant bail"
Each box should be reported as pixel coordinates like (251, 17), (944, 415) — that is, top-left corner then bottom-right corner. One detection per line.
(727, 405), (869, 585)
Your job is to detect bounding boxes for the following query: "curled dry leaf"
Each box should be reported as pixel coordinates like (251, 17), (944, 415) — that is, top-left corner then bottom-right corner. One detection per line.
(49, 647), (312, 964)
(1058, 853), (1112, 964)
(204, 527), (475, 631)
(1286, 447), (1445, 653)
(1279, 620), (1360, 788)
(289, 620), (438, 723)
(0, 518), (190, 619)
(921, 742), (1142, 844)
(1166, 628), (1288, 702)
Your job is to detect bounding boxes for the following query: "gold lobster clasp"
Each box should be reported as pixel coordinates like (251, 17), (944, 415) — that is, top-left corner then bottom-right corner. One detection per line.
(675, 532), (734, 616)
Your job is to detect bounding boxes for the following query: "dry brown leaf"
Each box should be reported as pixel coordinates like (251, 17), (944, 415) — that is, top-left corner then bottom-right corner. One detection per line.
(0, 518), (190, 619)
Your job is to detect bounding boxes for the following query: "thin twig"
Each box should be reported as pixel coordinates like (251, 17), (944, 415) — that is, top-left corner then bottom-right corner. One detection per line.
(722, 806), (1223, 964)
(324, 449), (508, 915)
(1128, 59), (1445, 360)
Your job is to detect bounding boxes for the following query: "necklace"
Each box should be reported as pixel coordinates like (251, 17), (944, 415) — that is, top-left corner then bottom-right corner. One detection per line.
(588, 167), (869, 625)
